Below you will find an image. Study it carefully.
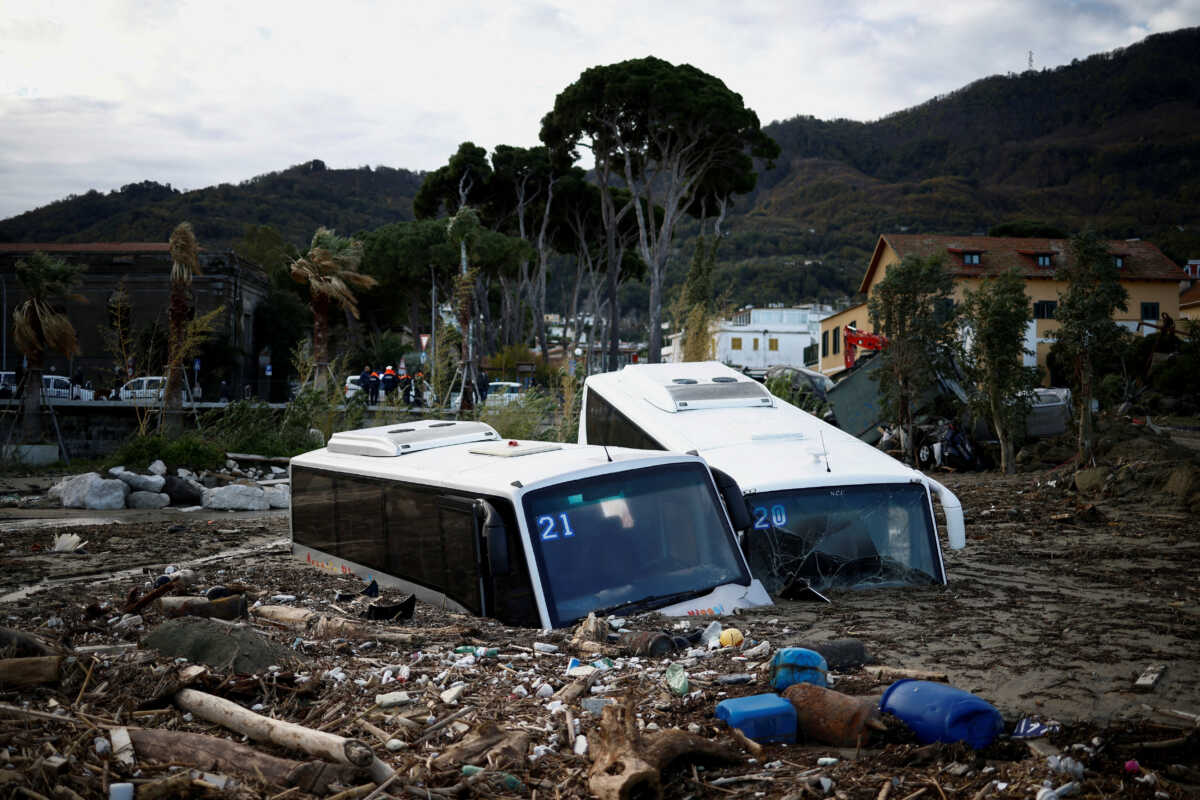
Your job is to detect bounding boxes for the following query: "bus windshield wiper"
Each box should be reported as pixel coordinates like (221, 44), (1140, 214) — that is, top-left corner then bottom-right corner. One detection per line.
(592, 587), (714, 618)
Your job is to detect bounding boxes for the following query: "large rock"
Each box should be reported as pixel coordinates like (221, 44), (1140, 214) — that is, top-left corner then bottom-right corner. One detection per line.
(148, 459), (167, 476)
(1074, 466), (1109, 495)
(1164, 465), (1198, 501)
(264, 484), (290, 509)
(203, 484), (269, 511)
(116, 471), (165, 492)
(127, 491), (170, 509)
(60, 473), (130, 510)
(163, 475), (204, 506)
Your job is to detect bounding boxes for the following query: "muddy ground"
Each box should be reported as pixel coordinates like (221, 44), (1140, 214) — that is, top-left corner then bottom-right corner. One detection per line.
(0, 430), (1197, 798)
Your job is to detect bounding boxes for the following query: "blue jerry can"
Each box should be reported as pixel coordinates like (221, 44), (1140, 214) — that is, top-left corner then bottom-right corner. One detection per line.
(715, 693), (797, 744)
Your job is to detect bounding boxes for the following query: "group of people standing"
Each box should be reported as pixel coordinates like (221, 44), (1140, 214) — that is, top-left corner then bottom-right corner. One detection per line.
(358, 364), (426, 407)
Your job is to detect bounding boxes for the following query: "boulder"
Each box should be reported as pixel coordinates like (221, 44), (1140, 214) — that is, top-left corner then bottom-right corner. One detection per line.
(1074, 466), (1109, 495)
(116, 471), (166, 493)
(264, 484), (290, 509)
(48, 474), (87, 501)
(176, 468), (196, 481)
(1164, 465), (1198, 501)
(163, 476), (204, 507)
(108, 466), (126, 476)
(127, 491), (170, 509)
(148, 459), (167, 476)
(202, 484), (269, 511)
(60, 473), (130, 510)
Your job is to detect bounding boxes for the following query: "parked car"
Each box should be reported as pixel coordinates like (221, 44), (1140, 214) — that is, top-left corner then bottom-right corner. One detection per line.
(119, 376), (165, 401)
(344, 374), (363, 398)
(42, 374), (73, 399)
(0, 371), (16, 399)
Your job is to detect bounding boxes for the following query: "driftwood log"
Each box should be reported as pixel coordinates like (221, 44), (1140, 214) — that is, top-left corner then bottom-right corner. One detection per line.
(175, 688), (374, 768)
(863, 665), (948, 683)
(128, 728), (362, 794)
(588, 695), (741, 800)
(0, 626), (62, 657)
(0, 656), (63, 687)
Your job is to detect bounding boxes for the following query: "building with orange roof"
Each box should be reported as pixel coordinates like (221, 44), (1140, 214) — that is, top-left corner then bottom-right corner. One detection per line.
(816, 234), (1188, 377)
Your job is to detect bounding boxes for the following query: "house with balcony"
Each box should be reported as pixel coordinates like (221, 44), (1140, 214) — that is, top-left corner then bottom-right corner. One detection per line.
(816, 234), (1187, 376)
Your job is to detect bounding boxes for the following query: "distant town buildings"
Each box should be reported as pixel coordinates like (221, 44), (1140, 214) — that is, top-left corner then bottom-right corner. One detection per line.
(663, 303), (834, 369)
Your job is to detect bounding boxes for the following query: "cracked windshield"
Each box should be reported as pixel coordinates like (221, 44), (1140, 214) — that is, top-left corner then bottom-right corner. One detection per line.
(522, 463), (749, 627)
(744, 483), (941, 594)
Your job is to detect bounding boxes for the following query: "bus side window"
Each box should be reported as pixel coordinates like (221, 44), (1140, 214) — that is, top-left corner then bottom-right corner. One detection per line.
(385, 484), (440, 590)
(291, 468), (337, 556)
(585, 390), (664, 451)
(337, 476), (386, 573)
(439, 498), (482, 615)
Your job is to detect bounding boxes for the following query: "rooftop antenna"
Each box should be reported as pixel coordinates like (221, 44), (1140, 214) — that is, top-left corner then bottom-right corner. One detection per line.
(819, 431), (831, 473)
(602, 443), (613, 463)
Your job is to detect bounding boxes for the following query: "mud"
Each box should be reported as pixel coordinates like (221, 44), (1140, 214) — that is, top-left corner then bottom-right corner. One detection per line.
(0, 453), (1196, 798)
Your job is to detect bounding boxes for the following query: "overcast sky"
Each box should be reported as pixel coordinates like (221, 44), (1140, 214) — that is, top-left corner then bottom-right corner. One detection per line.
(1, 0), (1197, 221)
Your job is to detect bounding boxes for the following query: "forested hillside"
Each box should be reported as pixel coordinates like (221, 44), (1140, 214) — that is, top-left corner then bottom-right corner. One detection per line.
(3, 27), (1198, 309)
(0, 160), (423, 248)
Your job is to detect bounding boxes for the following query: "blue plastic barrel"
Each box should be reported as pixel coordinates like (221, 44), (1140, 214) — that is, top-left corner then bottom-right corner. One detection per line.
(769, 647), (828, 691)
(715, 693), (797, 743)
(879, 680), (1004, 749)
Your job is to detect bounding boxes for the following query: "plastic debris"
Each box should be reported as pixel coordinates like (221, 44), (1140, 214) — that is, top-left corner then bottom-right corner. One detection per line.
(665, 662), (689, 696)
(817, 757), (839, 766)
(719, 628), (744, 647)
(533, 641), (558, 653)
(1047, 755), (1085, 779)
(701, 621), (723, 648)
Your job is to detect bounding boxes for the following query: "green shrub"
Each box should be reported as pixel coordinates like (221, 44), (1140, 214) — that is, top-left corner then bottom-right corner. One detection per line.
(105, 433), (224, 472)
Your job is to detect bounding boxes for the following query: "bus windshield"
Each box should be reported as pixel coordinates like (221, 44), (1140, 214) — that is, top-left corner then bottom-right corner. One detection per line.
(743, 483), (943, 594)
(522, 462), (750, 628)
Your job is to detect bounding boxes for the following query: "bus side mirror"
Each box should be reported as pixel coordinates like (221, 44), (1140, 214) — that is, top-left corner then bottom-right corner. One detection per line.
(476, 499), (510, 575)
(710, 468), (752, 532)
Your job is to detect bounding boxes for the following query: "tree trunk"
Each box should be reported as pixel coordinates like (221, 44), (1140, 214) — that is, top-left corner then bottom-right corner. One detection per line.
(607, 256), (620, 372)
(311, 294), (330, 389)
(1078, 357), (1094, 465)
(648, 270), (663, 363)
(20, 363), (43, 444)
(174, 688), (374, 768)
(408, 294), (421, 356)
(991, 396), (1014, 475)
(162, 282), (188, 434)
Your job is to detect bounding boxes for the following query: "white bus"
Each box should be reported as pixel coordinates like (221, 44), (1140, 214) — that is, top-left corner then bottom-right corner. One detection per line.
(579, 362), (966, 596)
(290, 419), (771, 629)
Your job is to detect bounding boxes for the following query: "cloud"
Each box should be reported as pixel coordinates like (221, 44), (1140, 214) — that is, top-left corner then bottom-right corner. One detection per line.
(0, 0), (1196, 220)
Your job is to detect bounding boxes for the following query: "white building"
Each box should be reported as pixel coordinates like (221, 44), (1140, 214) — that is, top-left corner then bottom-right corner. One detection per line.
(664, 304), (834, 369)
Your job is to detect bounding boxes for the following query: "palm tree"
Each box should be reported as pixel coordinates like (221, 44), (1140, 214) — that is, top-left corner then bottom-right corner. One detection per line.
(290, 228), (376, 388)
(164, 222), (201, 432)
(12, 252), (86, 443)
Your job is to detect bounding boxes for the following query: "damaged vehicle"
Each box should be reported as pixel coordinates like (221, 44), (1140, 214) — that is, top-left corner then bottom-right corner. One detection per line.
(289, 419), (771, 629)
(580, 362), (966, 596)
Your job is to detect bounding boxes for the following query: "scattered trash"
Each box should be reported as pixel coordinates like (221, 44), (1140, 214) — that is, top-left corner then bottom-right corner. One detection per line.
(533, 641), (558, 653)
(817, 756), (839, 766)
(1047, 755), (1085, 779)
(783, 682), (880, 747)
(769, 647), (828, 691)
(716, 673), (755, 685)
(51, 533), (86, 553)
(716, 694), (798, 744)
(719, 628), (744, 647)
(879, 680), (1003, 749)
(664, 662), (689, 696)
(364, 593), (416, 621)
(1013, 715), (1062, 738)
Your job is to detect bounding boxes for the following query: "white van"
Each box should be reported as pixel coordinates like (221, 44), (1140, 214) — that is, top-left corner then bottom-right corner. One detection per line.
(579, 362), (966, 596)
(289, 419), (771, 629)
(119, 376), (165, 401)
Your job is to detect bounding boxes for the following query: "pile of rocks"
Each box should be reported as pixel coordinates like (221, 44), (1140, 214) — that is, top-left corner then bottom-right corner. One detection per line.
(49, 458), (290, 512)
